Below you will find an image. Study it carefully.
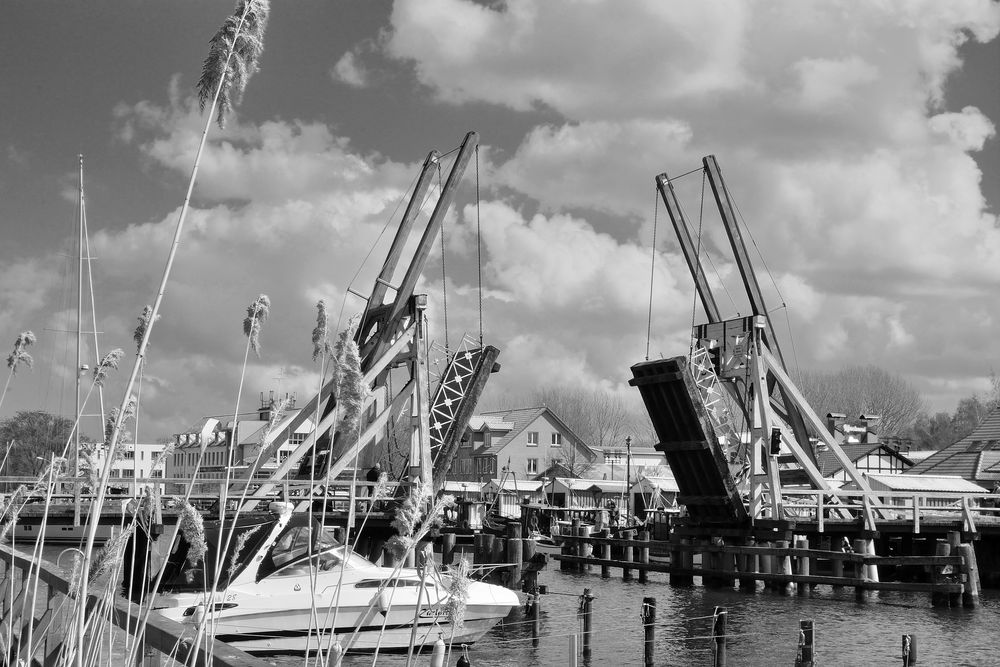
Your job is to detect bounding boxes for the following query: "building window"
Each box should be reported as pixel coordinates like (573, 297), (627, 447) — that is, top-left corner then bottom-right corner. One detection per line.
(151, 470), (163, 478)
(527, 432), (539, 446)
(460, 433), (473, 448)
(551, 433), (562, 446)
(527, 458), (538, 474)
(289, 432), (306, 445)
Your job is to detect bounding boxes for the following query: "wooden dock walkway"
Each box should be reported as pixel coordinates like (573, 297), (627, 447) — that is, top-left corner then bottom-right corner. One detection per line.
(0, 544), (268, 667)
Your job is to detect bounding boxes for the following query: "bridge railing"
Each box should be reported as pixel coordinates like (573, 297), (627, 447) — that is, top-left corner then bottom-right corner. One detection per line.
(752, 488), (1000, 533)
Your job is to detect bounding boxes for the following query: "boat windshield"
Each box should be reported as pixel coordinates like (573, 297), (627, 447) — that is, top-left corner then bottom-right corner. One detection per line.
(256, 518), (358, 580)
(267, 546), (374, 578)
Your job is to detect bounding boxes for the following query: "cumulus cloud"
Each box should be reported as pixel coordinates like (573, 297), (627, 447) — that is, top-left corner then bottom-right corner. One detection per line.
(380, 0), (1000, 411)
(331, 51), (369, 88)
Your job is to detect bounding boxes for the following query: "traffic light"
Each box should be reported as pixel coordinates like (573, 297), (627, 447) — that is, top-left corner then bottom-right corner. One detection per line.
(769, 428), (782, 456)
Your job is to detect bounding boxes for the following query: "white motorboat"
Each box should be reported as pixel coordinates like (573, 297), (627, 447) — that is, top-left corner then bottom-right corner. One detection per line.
(152, 503), (519, 655)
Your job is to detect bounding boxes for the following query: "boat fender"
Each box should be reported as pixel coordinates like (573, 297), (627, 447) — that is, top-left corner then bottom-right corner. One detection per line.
(377, 589), (395, 614)
(457, 648), (472, 667)
(430, 635), (446, 667)
(327, 635), (343, 665)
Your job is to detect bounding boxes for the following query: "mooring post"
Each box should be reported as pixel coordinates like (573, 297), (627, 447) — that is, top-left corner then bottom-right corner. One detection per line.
(641, 596), (656, 667)
(931, 540), (951, 608)
(441, 533), (457, 567)
(579, 523), (593, 573)
(623, 529), (635, 581)
(902, 633), (917, 666)
(530, 591), (541, 643)
(738, 537), (757, 592)
(568, 633), (578, 667)
(777, 540), (793, 595)
(958, 543), (981, 608)
(581, 588), (594, 657)
(507, 534), (523, 589)
(638, 531), (650, 583)
(669, 532), (682, 586)
(712, 606), (727, 667)
(795, 538), (810, 596)
(598, 528), (611, 579)
(794, 619), (815, 667)
(853, 538), (869, 602)
(946, 532), (962, 607)
(565, 518), (580, 572)
(759, 541), (773, 592)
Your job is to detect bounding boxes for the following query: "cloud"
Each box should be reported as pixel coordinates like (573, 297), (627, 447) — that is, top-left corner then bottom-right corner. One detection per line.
(381, 0), (1000, 412)
(331, 51), (369, 88)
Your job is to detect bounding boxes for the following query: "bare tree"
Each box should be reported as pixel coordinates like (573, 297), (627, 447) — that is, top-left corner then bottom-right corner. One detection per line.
(795, 365), (925, 436)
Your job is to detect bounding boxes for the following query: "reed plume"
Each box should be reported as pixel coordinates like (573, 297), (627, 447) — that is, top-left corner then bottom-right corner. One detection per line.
(388, 481), (455, 560)
(178, 502), (207, 567)
(226, 524), (263, 580)
(311, 300), (333, 362)
(445, 558), (473, 630)
(5, 331), (36, 374)
(93, 348), (125, 387)
(1, 331), (36, 411)
(197, 0), (271, 128)
(88, 524), (136, 584)
(243, 294), (271, 357)
(331, 317), (365, 434)
(133, 305), (160, 353)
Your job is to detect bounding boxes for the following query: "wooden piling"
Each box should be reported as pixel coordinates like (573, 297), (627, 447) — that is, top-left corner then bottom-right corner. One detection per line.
(794, 619), (815, 667)
(958, 543), (981, 608)
(777, 540), (793, 595)
(530, 592), (541, 644)
(759, 541), (773, 591)
(568, 633), (578, 667)
(598, 529), (611, 579)
(712, 606), (727, 667)
(901, 633), (917, 666)
(507, 535), (523, 588)
(580, 588), (594, 657)
(441, 533), (457, 566)
(946, 532), (962, 607)
(853, 538), (869, 602)
(738, 537), (757, 592)
(623, 529), (635, 581)
(795, 539), (810, 596)
(831, 540), (845, 590)
(579, 523), (593, 573)
(931, 540), (951, 608)
(641, 597), (656, 667)
(638, 531), (650, 584)
(670, 533), (693, 586)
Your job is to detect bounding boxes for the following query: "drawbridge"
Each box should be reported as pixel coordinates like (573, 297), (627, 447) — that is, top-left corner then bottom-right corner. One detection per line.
(632, 156), (878, 527)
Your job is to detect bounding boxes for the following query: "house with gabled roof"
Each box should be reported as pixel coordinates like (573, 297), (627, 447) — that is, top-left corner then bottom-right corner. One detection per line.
(807, 413), (914, 485)
(905, 406), (1000, 487)
(446, 406), (597, 483)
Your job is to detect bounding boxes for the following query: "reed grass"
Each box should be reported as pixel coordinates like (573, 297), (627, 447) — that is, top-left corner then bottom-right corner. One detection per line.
(0, 331), (36, 413)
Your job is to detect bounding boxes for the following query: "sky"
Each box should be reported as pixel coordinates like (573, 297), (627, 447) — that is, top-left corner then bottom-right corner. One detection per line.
(1, 0), (999, 443)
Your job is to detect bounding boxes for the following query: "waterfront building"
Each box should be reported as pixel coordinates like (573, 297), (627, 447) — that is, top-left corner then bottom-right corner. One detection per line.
(446, 406), (597, 483)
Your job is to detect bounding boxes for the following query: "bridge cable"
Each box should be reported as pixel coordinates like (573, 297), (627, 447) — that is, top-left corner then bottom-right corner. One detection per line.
(645, 187), (659, 361)
(475, 145), (484, 347)
(437, 161), (450, 358)
(688, 168), (707, 361)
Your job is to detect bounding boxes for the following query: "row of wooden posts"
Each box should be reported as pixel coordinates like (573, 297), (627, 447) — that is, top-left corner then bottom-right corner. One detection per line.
(554, 521), (981, 608)
(550, 593), (921, 667)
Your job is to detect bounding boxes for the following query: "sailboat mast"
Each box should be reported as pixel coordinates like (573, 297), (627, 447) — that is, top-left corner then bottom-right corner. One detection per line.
(76, 154), (84, 479)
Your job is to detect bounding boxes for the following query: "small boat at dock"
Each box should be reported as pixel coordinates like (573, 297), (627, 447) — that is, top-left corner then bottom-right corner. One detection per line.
(152, 502), (519, 655)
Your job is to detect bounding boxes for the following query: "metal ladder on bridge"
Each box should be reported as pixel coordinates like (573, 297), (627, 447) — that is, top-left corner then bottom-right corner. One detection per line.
(689, 344), (749, 485)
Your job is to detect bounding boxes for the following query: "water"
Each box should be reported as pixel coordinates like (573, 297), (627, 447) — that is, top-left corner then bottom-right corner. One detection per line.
(323, 567), (1000, 667)
(35, 545), (1000, 665)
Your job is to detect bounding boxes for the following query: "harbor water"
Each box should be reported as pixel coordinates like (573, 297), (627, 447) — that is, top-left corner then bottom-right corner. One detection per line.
(321, 566), (1000, 667)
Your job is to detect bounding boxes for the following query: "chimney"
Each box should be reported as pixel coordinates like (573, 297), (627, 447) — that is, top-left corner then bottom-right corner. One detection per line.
(860, 414), (881, 444)
(826, 412), (846, 436)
